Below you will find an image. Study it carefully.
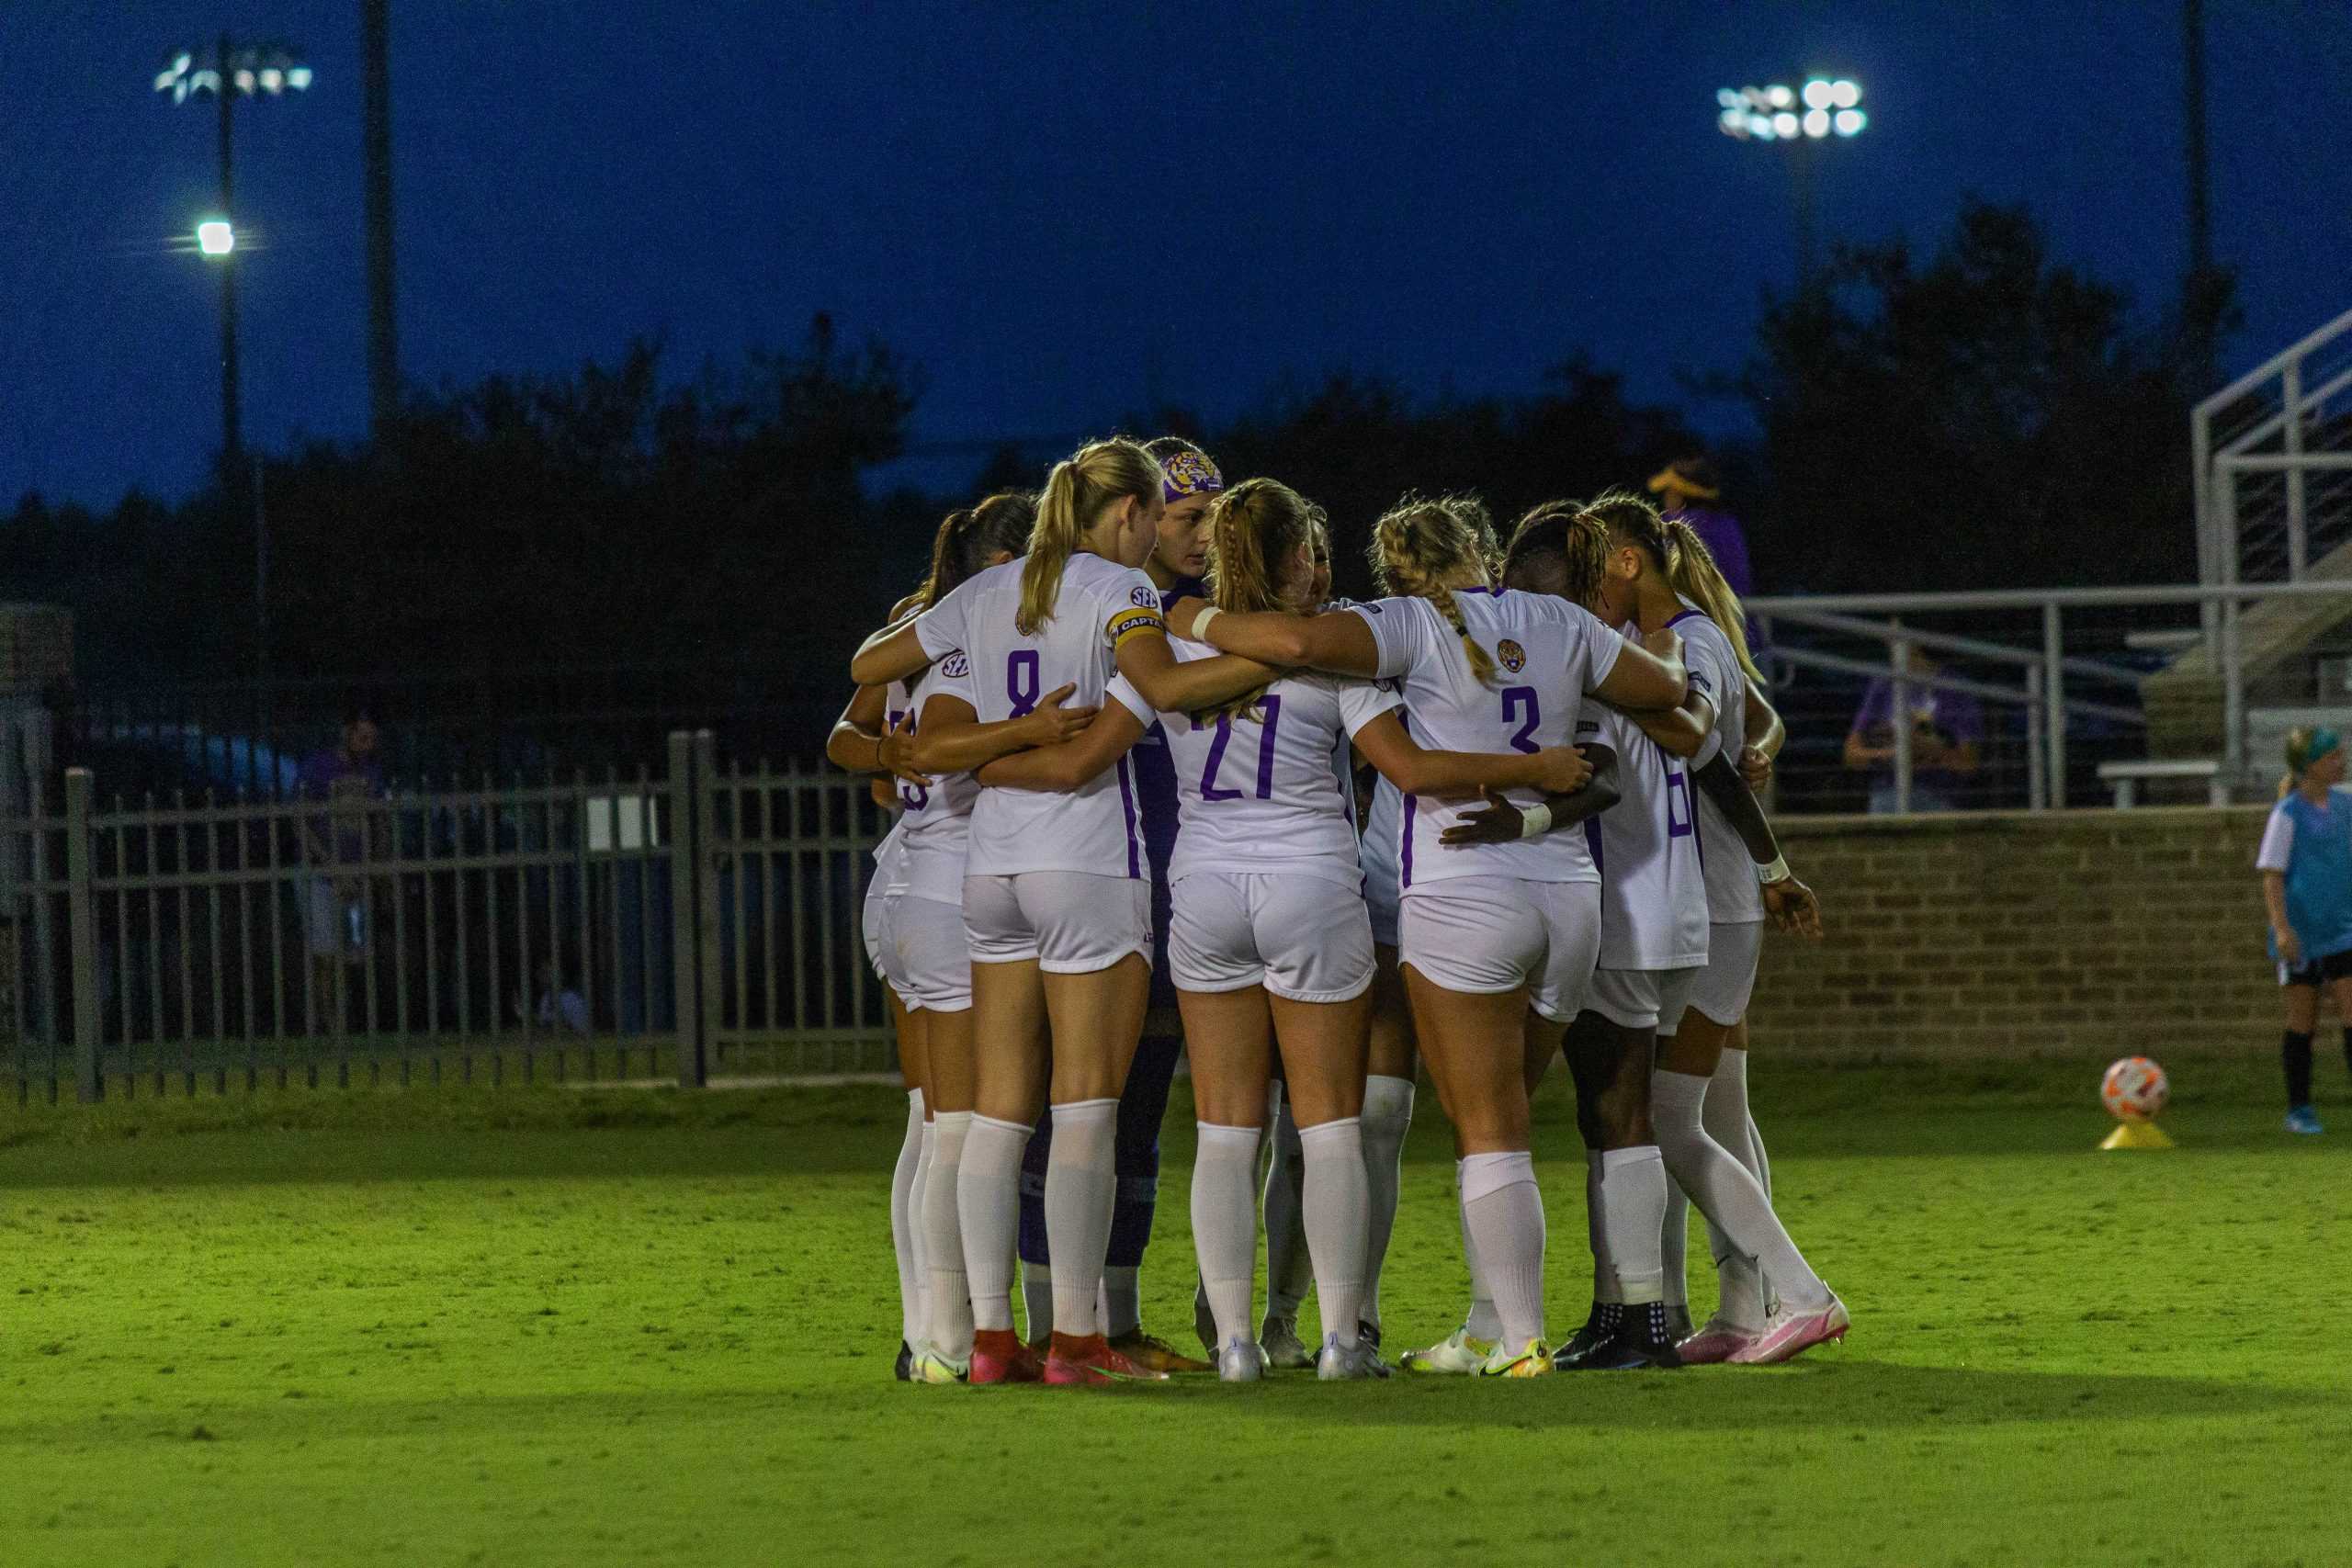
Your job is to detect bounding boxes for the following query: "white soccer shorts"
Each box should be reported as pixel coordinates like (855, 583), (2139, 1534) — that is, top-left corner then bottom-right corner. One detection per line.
(1168, 871), (1374, 1004)
(962, 871), (1153, 976)
(893, 893), (974, 1013)
(1589, 965), (1703, 1032)
(1396, 876), (1601, 1023)
(1679, 919), (1764, 1029)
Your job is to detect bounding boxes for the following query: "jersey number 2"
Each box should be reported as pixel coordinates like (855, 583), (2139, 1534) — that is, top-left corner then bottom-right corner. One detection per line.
(1501, 686), (1540, 753)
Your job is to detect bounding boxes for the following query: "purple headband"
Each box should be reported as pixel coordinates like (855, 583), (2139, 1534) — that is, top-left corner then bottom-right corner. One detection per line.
(1159, 448), (1224, 502)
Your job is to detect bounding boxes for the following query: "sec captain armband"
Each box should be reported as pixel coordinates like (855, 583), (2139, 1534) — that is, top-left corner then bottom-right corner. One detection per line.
(1105, 606), (1166, 649)
(1757, 853), (1792, 885)
(1518, 803), (1554, 840)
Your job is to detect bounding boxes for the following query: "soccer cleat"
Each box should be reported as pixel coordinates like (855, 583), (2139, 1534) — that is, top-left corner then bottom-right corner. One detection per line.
(1550, 1303), (1624, 1371)
(1108, 1329), (1214, 1375)
(1478, 1337), (1555, 1378)
(1675, 1314), (1765, 1366)
(1355, 1322), (1393, 1377)
(969, 1328), (1044, 1385)
(1399, 1326), (1494, 1375)
(1193, 1278), (1219, 1359)
(2286, 1105), (2325, 1135)
(1216, 1336), (1268, 1383)
(1259, 1314), (1316, 1370)
(894, 1339), (914, 1382)
(1317, 1333), (1390, 1381)
(1044, 1332), (1167, 1386)
(1728, 1293), (1851, 1366)
(909, 1344), (971, 1384)
(1573, 1302), (1685, 1371)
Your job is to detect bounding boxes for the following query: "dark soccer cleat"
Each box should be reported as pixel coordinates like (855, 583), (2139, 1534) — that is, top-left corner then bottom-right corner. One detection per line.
(1577, 1302), (1686, 1371)
(1551, 1303), (1623, 1371)
(894, 1339), (914, 1382)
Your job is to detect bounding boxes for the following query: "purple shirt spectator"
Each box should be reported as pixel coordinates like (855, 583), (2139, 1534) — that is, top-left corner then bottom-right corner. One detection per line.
(300, 746), (387, 864)
(1850, 674), (1984, 810)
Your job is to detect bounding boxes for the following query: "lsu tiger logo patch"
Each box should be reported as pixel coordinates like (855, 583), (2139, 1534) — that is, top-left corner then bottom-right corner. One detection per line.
(1497, 638), (1527, 673)
(940, 650), (970, 679)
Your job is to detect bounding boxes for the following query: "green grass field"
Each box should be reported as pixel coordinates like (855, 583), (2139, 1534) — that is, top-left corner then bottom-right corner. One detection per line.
(3, 1053), (2346, 1567)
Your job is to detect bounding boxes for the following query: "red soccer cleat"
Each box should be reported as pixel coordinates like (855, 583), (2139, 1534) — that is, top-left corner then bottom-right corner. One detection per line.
(969, 1328), (1044, 1385)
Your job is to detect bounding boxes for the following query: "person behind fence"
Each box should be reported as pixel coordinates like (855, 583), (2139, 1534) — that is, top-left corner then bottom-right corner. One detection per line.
(1842, 648), (1982, 813)
(514, 960), (591, 1036)
(300, 703), (389, 1026)
(1647, 456), (1752, 600)
(2258, 727), (2352, 1137)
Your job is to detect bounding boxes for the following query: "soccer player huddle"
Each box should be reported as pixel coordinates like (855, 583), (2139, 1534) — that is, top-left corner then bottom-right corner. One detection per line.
(837, 435), (1849, 1386)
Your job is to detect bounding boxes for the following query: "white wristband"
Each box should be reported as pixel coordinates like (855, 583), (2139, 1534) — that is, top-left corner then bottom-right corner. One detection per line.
(1193, 605), (1222, 640)
(1518, 803), (1554, 840)
(1757, 853), (1791, 884)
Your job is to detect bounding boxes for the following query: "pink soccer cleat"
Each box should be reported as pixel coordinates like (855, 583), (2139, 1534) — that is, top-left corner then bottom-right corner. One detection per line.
(969, 1328), (1044, 1385)
(1676, 1315), (1765, 1365)
(1727, 1294), (1849, 1365)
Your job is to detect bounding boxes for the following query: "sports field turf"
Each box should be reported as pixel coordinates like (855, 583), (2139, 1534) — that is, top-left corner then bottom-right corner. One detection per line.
(2, 1054), (2345, 1567)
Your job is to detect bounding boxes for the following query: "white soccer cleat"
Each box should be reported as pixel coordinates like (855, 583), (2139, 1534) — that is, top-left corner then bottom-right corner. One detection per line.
(1317, 1333), (1390, 1381)
(1216, 1336), (1268, 1383)
(1398, 1325), (1493, 1375)
(1258, 1314), (1315, 1370)
(1727, 1293), (1850, 1366)
(1674, 1314), (1765, 1366)
(908, 1343), (971, 1384)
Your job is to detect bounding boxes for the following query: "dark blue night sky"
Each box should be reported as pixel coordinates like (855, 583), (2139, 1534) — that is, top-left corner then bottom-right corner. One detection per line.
(6, 1), (2348, 508)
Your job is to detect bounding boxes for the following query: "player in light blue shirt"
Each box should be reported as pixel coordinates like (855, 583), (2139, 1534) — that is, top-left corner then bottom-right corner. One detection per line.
(2256, 726), (2352, 1134)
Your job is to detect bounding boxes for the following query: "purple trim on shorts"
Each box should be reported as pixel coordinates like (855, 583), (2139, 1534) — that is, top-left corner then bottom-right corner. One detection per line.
(1401, 792), (1417, 888)
(1584, 815), (1603, 875)
(1115, 755), (1141, 879)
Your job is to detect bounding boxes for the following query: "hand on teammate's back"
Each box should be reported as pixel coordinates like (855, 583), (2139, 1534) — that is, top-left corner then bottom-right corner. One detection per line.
(1437, 787), (1524, 846)
(1532, 746), (1593, 795)
(1016, 684), (1096, 746)
(1163, 596), (1209, 639)
(877, 714), (932, 787)
(1739, 744), (1773, 790)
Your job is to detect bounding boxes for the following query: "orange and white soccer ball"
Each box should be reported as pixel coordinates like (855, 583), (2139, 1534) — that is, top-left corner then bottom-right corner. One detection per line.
(2101, 1056), (2169, 1122)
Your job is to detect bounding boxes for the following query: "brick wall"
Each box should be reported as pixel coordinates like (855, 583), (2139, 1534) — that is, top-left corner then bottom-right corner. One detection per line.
(1747, 806), (2276, 1058)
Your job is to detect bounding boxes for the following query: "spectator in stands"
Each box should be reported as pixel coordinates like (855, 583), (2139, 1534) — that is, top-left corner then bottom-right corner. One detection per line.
(1844, 649), (1983, 813)
(516, 961), (592, 1036)
(1648, 455), (1753, 598)
(300, 702), (389, 1027)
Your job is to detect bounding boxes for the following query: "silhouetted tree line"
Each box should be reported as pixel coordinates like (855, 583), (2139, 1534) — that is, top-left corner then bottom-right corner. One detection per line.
(5, 200), (2233, 710)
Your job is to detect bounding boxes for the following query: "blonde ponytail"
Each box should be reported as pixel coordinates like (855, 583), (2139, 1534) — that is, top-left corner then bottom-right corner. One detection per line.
(1018, 437), (1163, 635)
(1372, 494), (1497, 686)
(1662, 518), (1765, 685)
(1204, 478), (1324, 720)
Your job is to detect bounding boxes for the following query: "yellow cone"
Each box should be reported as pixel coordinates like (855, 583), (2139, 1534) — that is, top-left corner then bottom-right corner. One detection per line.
(2100, 1119), (2175, 1151)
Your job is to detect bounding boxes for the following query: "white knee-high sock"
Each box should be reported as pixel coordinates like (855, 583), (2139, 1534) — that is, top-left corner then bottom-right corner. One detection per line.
(911, 1117), (934, 1329)
(1262, 1091), (1311, 1320)
(1587, 1151), (1623, 1304)
(923, 1111), (975, 1358)
(1357, 1076), (1415, 1331)
(1701, 1048), (1770, 1324)
(1298, 1116), (1369, 1350)
(1459, 1158), (1502, 1339)
(1192, 1122), (1261, 1350)
(890, 1089), (925, 1345)
(1460, 1151), (1544, 1348)
(1653, 1070), (1826, 1314)
(1597, 1145), (1668, 1304)
(1045, 1099), (1120, 1339)
(1660, 1174), (1690, 1309)
(957, 1113), (1030, 1333)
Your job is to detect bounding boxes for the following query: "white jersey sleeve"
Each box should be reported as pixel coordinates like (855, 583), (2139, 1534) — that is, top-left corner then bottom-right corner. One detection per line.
(2257, 805), (2296, 873)
(1337, 677), (1403, 738)
(1105, 672), (1155, 727)
(913, 586), (968, 665)
(1591, 707), (1710, 971)
(1668, 604), (1764, 923)
(1348, 598), (1435, 682)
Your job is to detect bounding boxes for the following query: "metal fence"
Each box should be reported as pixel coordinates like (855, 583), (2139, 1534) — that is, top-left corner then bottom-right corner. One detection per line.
(0, 731), (896, 1103)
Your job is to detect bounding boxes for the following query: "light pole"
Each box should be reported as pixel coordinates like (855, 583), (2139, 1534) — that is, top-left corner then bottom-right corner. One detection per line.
(154, 39), (312, 469)
(1717, 77), (1866, 279)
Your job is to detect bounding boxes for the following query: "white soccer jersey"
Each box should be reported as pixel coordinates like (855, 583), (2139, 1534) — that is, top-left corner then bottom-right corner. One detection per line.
(1670, 603), (1766, 925)
(892, 653), (983, 905)
(1587, 706), (1710, 971)
(913, 552), (1164, 878)
(1349, 590), (1624, 889)
(1113, 641), (1399, 890)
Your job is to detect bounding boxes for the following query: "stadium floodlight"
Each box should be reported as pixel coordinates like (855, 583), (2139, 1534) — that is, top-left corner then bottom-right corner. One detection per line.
(1715, 76), (1867, 276)
(155, 35), (311, 468)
